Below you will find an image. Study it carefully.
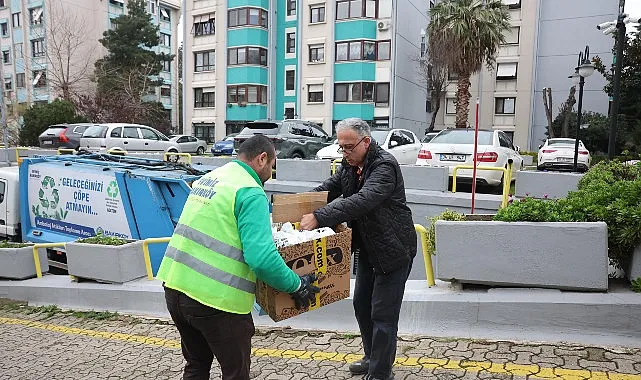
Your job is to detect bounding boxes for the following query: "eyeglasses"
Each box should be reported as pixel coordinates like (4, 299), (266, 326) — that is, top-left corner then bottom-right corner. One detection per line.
(337, 136), (367, 154)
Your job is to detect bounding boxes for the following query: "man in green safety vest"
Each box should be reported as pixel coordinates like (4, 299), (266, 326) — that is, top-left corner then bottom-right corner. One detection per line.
(157, 135), (320, 380)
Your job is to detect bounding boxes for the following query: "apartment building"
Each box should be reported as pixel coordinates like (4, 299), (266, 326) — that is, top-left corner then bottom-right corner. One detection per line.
(184, 0), (429, 142)
(433, 0), (618, 151)
(0, 0), (181, 128)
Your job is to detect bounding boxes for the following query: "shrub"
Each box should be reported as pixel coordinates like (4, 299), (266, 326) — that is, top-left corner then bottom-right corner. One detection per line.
(494, 160), (641, 271)
(426, 209), (466, 255)
(77, 233), (129, 246)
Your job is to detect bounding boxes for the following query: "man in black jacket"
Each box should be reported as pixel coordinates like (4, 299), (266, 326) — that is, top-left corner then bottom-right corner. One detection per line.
(300, 118), (416, 380)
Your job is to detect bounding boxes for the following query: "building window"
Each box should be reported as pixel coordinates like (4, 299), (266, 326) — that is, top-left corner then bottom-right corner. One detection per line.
(194, 87), (215, 107)
(4, 77), (11, 90)
(16, 73), (24, 88)
(194, 50), (215, 72)
(2, 50), (9, 64)
(30, 7), (43, 25)
(284, 107), (295, 119)
(334, 82), (387, 103)
(227, 85), (267, 104)
(446, 98), (456, 114)
(160, 33), (170, 47)
(31, 38), (45, 57)
(287, 0), (296, 16)
(374, 83), (389, 106)
(193, 15), (215, 36)
(32, 70), (46, 87)
(285, 70), (295, 91)
(162, 60), (170, 72)
(14, 43), (22, 59)
(11, 13), (20, 28)
(228, 7), (268, 28)
(309, 44), (324, 63)
(503, 0), (521, 9)
(495, 97), (516, 114)
(148, 0), (156, 14)
(503, 26), (519, 45)
(286, 32), (295, 54)
(310, 6), (325, 23)
(228, 47), (267, 66)
(336, 40), (390, 62)
(0, 1), (4, 7)
(336, 0), (377, 20)
(1, 22), (7, 37)
(496, 62), (517, 80)
(308, 84), (323, 103)
(160, 8), (170, 22)
(109, 0), (124, 6)
(160, 86), (171, 97)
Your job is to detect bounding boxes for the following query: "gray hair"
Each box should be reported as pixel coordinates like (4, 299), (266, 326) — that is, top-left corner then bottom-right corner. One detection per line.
(335, 118), (371, 137)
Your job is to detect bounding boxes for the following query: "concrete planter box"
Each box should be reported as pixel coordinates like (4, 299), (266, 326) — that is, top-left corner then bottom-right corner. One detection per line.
(628, 246), (641, 281)
(66, 240), (146, 283)
(0, 246), (49, 279)
(521, 155), (534, 166)
(400, 166), (449, 192)
(515, 171), (583, 200)
(276, 159), (331, 182)
(435, 221), (608, 291)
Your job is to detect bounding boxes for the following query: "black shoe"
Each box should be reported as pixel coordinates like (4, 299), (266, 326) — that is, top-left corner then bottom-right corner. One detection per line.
(361, 374), (394, 380)
(348, 358), (370, 375)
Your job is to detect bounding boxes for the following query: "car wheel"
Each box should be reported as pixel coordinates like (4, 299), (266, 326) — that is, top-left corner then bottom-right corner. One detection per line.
(197, 146), (205, 155)
(291, 152), (304, 159)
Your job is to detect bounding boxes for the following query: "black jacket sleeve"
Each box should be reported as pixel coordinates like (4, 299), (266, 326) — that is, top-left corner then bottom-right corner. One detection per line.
(314, 165), (343, 203)
(313, 162), (397, 227)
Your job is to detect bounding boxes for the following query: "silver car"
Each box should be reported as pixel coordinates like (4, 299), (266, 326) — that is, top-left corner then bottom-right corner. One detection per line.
(169, 135), (208, 155)
(79, 123), (181, 153)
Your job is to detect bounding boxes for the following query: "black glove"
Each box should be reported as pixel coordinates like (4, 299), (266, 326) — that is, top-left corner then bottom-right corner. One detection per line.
(290, 273), (321, 309)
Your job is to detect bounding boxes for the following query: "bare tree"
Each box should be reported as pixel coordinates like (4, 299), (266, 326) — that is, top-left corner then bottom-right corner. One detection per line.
(43, 0), (97, 100)
(416, 38), (448, 133)
(559, 86), (577, 137)
(542, 87), (554, 138)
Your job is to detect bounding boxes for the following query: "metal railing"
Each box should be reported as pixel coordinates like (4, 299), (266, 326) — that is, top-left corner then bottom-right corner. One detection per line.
(414, 224), (435, 287)
(57, 148), (75, 155)
(142, 237), (171, 280)
(331, 159), (342, 175)
(15, 147), (30, 165)
(31, 242), (67, 278)
(107, 148), (128, 156)
(164, 152), (192, 164)
(451, 161), (514, 208)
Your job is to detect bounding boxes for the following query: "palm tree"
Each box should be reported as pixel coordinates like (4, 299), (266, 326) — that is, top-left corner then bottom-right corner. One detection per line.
(428, 0), (510, 128)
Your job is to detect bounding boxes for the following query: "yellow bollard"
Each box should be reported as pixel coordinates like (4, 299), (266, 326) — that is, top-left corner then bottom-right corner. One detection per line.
(31, 242), (66, 278)
(164, 152), (192, 164)
(331, 159), (342, 175)
(142, 237), (171, 280)
(414, 224), (435, 287)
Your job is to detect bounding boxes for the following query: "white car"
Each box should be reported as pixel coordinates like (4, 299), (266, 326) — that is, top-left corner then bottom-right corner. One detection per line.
(315, 128), (422, 165)
(537, 138), (591, 172)
(80, 123), (181, 153)
(169, 135), (208, 155)
(415, 129), (523, 188)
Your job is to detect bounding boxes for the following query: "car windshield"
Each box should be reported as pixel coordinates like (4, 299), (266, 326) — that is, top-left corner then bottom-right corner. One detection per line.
(548, 138), (576, 145)
(225, 136), (236, 141)
(430, 130), (493, 145)
(422, 133), (438, 143)
(370, 131), (389, 144)
(239, 122), (281, 135)
(82, 126), (108, 138)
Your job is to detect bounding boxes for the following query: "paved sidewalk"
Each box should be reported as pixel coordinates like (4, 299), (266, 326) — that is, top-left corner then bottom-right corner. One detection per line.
(0, 302), (639, 380)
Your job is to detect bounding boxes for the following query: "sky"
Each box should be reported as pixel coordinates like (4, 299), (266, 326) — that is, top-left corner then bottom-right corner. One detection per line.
(627, 1), (641, 18)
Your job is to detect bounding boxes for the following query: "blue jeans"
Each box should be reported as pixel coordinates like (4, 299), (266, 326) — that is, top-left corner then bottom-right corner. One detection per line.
(353, 257), (412, 378)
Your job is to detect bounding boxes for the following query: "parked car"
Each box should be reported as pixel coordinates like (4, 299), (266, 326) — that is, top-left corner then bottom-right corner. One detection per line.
(38, 123), (94, 150)
(415, 128), (523, 188)
(169, 135), (208, 155)
(315, 128), (422, 165)
(211, 134), (237, 156)
(79, 123), (181, 153)
(537, 138), (591, 172)
(233, 120), (331, 159)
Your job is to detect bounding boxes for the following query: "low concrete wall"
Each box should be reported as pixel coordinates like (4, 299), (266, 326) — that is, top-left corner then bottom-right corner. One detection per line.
(276, 159), (331, 182)
(400, 165), (448, 192)
(521, 155), (533, 166)
(435, 221), (608, 291)
(629, 246), (641, 281)
(515, 171), (583, 199)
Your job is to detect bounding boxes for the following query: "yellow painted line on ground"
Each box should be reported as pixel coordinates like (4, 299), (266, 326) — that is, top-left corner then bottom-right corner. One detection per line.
(1, 316), (639, 379)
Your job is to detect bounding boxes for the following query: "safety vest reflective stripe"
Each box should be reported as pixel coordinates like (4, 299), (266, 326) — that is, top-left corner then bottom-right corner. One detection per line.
(173, 223), (245, 264)
(164, 246), (256, 294)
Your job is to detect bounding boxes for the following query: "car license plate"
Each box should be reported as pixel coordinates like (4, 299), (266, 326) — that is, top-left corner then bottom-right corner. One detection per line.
(43, 141), (52, 145)
(440, 154), (466, 162)
(557, 157), (572, 162)
(213, 149), (221, 153)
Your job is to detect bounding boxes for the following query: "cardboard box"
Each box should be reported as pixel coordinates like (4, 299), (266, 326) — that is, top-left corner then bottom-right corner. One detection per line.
(256, 192), (352, 322)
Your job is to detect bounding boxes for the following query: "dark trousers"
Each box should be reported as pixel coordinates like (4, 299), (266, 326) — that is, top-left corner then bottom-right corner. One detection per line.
(164, 287), (255, 380)
(353, 258), (412, 379)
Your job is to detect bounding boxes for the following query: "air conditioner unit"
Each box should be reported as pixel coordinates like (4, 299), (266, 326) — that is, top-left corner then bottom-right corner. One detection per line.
(377, 20), (391, 31)
(239, 101), (247, 107)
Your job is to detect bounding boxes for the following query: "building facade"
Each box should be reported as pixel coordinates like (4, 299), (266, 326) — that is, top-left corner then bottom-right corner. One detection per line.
(0, 0), (181, 129)
(184, 0), (429, 142)
(433, 0), (618, 151)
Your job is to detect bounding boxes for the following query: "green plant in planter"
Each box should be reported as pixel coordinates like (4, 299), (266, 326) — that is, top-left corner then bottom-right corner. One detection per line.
(426, 210), (466, 255)
(495, 160), (641, 271)
(632, 278), (641, 293)
(77, 233), (129, 246)
(0, 241), (32, 248)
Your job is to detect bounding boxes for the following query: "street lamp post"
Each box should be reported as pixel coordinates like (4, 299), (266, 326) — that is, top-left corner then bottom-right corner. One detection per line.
(570, 46), (595, 173)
